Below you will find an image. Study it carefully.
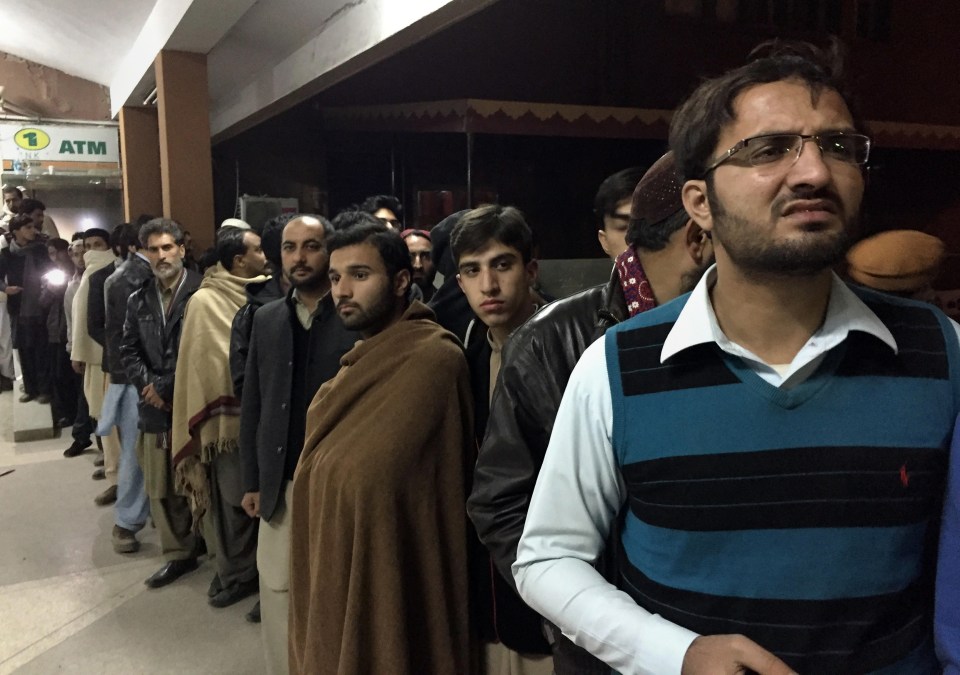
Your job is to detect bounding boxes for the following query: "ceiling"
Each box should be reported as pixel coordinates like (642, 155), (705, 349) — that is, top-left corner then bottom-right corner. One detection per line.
(0, 0), (498, 140)
(0, 0), (158, 86)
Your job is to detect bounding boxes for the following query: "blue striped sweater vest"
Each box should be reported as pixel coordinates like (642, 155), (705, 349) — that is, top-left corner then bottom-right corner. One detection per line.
(604, 287), (960, 674)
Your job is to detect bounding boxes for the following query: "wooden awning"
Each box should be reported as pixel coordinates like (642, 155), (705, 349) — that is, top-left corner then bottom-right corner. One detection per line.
(322, 98), (960, 150)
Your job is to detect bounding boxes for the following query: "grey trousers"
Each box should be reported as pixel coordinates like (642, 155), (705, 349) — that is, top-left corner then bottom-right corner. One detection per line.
(209, 451), (259, 587)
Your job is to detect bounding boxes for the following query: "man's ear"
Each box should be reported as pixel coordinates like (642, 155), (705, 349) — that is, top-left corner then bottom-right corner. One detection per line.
(394, 269), (411, 297)
(682, 180), (713, 234)
(597, 229), (611, 257)
(525, 259), (539, 286)
(683, 219), (712, 265)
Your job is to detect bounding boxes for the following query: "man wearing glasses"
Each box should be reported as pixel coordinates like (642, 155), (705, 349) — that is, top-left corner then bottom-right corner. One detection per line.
(513, 40), (960, 675)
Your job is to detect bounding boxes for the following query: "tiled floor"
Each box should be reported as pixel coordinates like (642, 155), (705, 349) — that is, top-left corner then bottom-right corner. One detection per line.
(0, 389), (264, 674)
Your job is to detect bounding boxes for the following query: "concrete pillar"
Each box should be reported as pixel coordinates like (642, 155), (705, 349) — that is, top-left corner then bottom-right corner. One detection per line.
(119, 106), (163, 224)
(155, 50), (215, 252)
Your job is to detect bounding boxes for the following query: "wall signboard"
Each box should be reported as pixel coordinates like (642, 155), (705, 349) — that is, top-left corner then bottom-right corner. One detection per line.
(0, 122), (120, 173)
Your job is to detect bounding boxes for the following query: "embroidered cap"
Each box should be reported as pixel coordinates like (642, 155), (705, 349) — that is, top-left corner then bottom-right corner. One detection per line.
(629, 151), (685, 228)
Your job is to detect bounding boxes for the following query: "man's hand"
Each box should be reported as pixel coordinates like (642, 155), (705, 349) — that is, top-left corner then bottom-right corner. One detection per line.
(682, 635), (797, 675)
(141, 383), (167, 410)
(4, 285), (22, 295)
(71, 360), (85, 374)
(241, 491), (260, 518)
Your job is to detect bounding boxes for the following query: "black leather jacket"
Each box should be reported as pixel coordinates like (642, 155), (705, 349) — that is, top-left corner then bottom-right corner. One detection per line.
(104, 255), (153, 383)
(119, 269), (201, 432)
(467, 269), (626, 587)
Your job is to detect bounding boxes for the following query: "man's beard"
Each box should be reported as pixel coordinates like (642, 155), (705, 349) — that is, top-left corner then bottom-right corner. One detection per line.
(288, 266), (326, 291)
(679, 261), (711, 295)
(708, 183), (852, 278)
(154, 258), (184, 282)
(337, 282), (399, 336)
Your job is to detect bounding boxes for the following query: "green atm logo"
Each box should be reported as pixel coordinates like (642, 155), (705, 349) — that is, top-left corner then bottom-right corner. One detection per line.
(59, 140), (108, 155)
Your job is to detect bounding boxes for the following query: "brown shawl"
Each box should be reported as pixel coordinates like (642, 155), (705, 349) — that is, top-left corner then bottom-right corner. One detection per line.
(289, 301), (475, 675)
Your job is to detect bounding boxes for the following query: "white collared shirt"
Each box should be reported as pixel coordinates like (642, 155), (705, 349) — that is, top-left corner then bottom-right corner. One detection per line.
(512, 265), (960, 675)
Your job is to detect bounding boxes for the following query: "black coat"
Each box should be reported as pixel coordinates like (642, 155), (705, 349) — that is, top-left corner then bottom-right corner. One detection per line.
(104, 255), (153, 383)
(86, 262), (116, 353)
(238, 291), (357, 522)
(229, 276), (285, 401)
(0, 240), (52, 319)
(119, 270), (201, 432)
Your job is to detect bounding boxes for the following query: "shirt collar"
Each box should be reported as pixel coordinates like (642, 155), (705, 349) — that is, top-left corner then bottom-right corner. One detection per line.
(661, 264), (898, 366)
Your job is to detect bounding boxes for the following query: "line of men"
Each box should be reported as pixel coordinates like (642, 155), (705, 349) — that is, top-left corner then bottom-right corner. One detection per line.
(14, 36), (959, 675)
(266, 39), (958, 675)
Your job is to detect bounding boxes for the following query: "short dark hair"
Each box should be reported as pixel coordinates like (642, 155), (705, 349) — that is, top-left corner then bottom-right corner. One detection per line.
(20, 198), (45, 213)
(139, 218), (184, 248)
(71, 231), (84, 242)
(9, 213), (33, 232)
(627, 209), (689, 251)
(670, 39), (858, 182)
(359, 195), (403, 221)
(451, 204), (533, 265)
(2, 186), (22, 198)
(260, 214), (298, 267)
(82, 227), (111, 244)
(47, 237), (70, 252)
(216, 226), (253, 272)
(332, 209), (383, 232)
(594, 168), (645, 224)
(326, 221), (413, 281)
(111, 222), (141, 252)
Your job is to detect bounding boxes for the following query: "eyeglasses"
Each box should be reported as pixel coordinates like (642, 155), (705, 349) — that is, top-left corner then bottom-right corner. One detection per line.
(702, 132), (871, 176)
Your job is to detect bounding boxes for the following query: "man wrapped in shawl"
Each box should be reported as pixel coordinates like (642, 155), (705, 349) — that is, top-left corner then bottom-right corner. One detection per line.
(289, 218), (474, 675)
(171, 225), (268, 607)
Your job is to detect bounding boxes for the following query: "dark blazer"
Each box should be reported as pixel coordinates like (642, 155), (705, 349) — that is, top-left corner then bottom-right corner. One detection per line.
(238, 291), (357, 522)
(103, 255), (153, 383)
(119, 269), (202, 432)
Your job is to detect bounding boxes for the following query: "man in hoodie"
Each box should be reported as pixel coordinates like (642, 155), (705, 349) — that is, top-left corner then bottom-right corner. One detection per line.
(172, 226), (268, 609)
